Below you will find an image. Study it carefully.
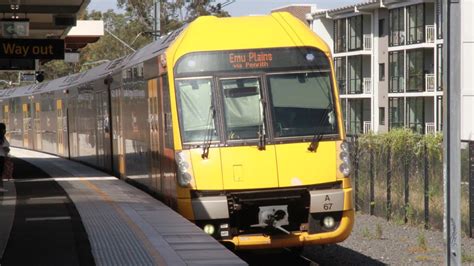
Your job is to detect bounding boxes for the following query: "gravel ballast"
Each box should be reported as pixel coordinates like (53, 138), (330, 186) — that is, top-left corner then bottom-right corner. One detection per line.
(303, 213), (474, 265)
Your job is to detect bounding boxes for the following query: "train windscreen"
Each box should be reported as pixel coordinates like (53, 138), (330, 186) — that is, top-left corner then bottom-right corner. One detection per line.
(175, 47), (338, 145)
(175, 78), (219, 143)
(267, 71), (336, 138)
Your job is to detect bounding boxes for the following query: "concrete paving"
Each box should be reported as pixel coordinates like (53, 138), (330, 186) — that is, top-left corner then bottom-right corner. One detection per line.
(5, 148), (246, 266)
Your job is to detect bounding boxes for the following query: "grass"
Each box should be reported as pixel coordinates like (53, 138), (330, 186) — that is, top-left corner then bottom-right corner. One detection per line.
(415, 255), (431, 262)
(417, 232), (427, 251)
(361, 226), (371, 239)
(463, 249), (474, 263)
(375, 223), (383, 239)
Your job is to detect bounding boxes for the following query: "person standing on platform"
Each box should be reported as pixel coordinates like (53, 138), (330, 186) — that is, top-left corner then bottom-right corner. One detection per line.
(0, 122), (10, 192)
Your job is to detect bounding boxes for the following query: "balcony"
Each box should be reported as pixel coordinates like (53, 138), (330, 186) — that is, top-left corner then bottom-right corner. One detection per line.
(363, 35), (371, 50)
(425, 122), (436, 134)
(425, 25), (435, 43)
(363, 121), (371, 134)
(425, 74), (435, 92)
(363, 78), (372, 94)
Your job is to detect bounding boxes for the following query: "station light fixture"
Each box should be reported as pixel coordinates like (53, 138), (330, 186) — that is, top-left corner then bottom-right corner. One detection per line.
(35, 71), (44, 83)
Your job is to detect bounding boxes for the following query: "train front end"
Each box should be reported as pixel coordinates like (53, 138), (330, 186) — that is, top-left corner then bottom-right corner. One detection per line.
(167, 13), (354, 249)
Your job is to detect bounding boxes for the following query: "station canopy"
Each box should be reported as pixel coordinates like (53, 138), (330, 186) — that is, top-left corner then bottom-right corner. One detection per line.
(0, 0), (102, 69)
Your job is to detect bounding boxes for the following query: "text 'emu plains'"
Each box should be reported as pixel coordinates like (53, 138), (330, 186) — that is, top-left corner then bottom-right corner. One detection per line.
(228, 51), (273, 69)
(0, 39), (64, 59)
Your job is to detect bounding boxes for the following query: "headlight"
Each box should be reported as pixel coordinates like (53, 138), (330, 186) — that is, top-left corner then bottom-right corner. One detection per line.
(339, 142), (352, 177)
(203, 224), (215, 235)
(339, 151), (349, 160)
(176, 151), (192, 187)
(323, 216), (336, 229)
(340, 141), (349, 153)
(339, 163), (351, 177)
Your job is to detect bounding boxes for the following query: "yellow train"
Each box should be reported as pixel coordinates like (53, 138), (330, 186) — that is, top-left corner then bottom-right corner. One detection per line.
(0, 12), (353, 249)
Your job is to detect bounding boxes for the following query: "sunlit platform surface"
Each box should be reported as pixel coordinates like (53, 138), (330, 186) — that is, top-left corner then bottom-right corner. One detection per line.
(1, 147), (246, 266)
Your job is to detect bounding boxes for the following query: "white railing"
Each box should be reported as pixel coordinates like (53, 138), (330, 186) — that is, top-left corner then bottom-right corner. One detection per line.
(425, 122), (436, 134)
(363, 121), (371, 134)
(425, 74), (435, 92)
(425, 25), (435, 43)
(363, 35), (372, 50)
(363, 78), (372, 94)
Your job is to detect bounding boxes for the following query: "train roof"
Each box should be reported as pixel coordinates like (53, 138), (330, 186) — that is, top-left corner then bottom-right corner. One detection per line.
(166, 12), (331, 66)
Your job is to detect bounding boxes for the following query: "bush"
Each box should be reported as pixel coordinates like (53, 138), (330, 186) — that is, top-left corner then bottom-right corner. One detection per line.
(349, 129), (447, 231)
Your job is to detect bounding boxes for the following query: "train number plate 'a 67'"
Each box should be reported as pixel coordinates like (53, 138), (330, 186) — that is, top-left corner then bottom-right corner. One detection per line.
(309, 189), (344, 213)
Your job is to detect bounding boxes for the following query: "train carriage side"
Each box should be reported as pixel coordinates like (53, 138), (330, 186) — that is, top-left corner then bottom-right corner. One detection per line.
(66, 70), (113, 172)
(114, 32), (185, 207)
(0, 79), (68, 158)
(162, 13), (354, 249)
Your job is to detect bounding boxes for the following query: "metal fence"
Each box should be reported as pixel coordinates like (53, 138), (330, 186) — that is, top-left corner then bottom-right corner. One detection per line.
(348, 134), (472, 237)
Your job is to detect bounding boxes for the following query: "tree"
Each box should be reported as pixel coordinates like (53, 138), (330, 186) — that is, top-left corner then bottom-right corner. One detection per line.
(117, 0), (230, 35)
(41, 8), (153, 80)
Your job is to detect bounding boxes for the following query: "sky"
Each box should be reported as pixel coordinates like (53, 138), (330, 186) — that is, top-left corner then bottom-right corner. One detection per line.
(87, 0), (360, 16)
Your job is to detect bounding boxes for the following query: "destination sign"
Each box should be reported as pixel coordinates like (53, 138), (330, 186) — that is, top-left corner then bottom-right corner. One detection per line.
(228, 51), (273, 69)
(0, 39), (64, 59)
(175, 47), (330, 76)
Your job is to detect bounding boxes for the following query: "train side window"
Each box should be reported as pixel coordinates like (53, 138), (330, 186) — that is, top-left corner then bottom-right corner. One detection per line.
(162, 74), (174, 148)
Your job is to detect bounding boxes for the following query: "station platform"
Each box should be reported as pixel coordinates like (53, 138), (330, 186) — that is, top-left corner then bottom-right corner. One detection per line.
(0, 148), (246, 266)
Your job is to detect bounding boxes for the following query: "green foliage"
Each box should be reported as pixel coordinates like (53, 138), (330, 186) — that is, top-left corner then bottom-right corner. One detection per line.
(116, 0), (230, 35)
(356, 129), (442, 165)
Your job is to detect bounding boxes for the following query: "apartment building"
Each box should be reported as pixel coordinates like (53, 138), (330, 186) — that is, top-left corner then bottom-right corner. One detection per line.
(310, 0), (443, 135)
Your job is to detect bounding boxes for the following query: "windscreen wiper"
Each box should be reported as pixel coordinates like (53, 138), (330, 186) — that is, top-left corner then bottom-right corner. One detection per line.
(202, 105), (216, 159)
(307, 105), (333, 152)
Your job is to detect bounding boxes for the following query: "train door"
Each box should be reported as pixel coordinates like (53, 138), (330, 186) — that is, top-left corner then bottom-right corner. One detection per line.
(111, 85), (125, 177)
(148, 78), (162, 193)
(68, 96), (78, 159)
(96, 90), (112, 171)
(57, 99), (64, 156)
(159, 74), (177, 208)
(22, 103), (32, 148)
(33, 102), (42, 150)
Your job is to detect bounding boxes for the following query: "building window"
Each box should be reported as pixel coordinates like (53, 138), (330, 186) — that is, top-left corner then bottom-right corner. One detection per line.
(407, 49), (424, 92)
(389, 51), (404, 93)
(379, 63), (385, 81)
(335, 57), (346, 95)
(348, 56), (362, 94)
(349, 15), (362, 51)
(348, 99), (362, 135)
(437, 44), (443, 91)
(389, 7), (405, 46)
(334, 19), (346, 53)
(379, 19), (385, 37)
(406, 97), (425, 133)
(407, 4), (425, 44)
(436, 0), (443, 39)
(379, 107), (385, 125)
(389, 97), (404, 129)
